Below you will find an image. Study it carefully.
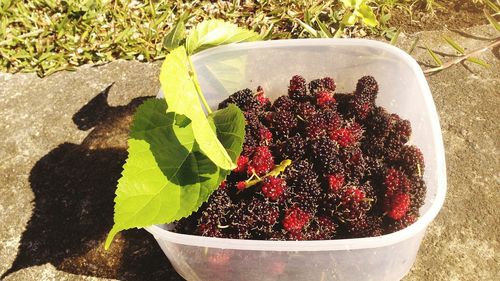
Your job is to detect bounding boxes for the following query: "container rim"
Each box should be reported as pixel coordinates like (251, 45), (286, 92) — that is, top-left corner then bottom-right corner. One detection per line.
(146, 38), (447, 251)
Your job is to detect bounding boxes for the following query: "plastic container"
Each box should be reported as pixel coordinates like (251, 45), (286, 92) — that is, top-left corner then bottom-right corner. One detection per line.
(147, 39), (447, 281)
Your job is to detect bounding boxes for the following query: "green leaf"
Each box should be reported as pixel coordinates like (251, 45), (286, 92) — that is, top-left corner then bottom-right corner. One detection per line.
(316, 18), (333, 38)
(425, 46), (443, 66)
(160, 46), (236, 170)
(485, 0), (500, 13)
(390, 29), (401, 45)
(296, 18), (319, 37)
(407, 37), (420, 55)
(466, 57), (490, 68)
(185, 19), (260, 55)
(105, 99), (245, 249)
(341, 0), (363, 8)
(357, 4), (378, 27)
(163, 19), (186, 52)
(443, 36), (464, 54)
(484, 11), (500, 32)
(341, 11), (357, 26)
(208, 104), (245, 162)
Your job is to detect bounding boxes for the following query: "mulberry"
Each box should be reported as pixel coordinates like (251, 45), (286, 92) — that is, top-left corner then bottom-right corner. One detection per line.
(355, 76), (378, 100)
(198, 189), (232, 237)
(288, 75), (310, 101)
(398, 145), (425, 177)
(272, 95), (297, 112)
(315, 91), (336, 108)
(218, 88), (260, 112)
(309, 137), (343, 174)
(282, 206), (311, 232)
(304, 216), (338, 240)
(347, 215), (383, 238)
(261, 176), (287, 201)
(248, 146), (274, 176)
(268, 110), (298, 139)
(385, 211), (418, 233)
(273, 134), (307, 161)
(309, 77), (336, 94)
(384, 192), (410, 220)
(294, 101), (317, 121)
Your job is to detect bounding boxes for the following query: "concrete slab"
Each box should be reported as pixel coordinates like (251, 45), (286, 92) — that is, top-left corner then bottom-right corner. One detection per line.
(0, 25), (498, 281)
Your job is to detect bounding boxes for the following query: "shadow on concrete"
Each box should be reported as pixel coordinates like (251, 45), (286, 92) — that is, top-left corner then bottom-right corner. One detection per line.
(1, 86), (183, 281)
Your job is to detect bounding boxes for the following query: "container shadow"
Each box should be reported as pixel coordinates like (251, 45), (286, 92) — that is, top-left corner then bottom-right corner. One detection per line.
(1, 86), (183, 281)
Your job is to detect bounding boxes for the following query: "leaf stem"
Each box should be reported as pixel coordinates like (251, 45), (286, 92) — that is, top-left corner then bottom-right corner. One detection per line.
(424, 37), (500, 74)
(188, 56), (213, 114)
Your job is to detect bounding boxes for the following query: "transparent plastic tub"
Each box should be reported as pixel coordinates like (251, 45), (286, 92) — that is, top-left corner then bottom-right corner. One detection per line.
(147, 39), (447, 281)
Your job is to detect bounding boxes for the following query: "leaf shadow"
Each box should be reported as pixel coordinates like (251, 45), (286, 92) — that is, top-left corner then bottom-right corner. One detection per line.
(1, 86), (183, 281)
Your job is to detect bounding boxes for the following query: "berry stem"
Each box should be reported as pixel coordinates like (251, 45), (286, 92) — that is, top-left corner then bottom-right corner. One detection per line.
(188, 56), (213, 115)
(240, 160), (292, 191)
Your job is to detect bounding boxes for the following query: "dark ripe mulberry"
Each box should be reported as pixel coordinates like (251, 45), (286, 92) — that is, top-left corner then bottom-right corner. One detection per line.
(363, 106), (391, 139)
(359, 181), (376, 201)
(398, 145), (425, 177)
(318, 191), (337, 218)
(287, 173), (322, 214)
(340, 186), (373, 221)
(304, 216), (338, 240)
(198, 189), (232, 237)
(283, 159), (322, 215)
(334, 93), (354, 117)
(242, 111), (265, 155)
(268, 110), (298, 139)
(304, 109), (341, 140)
(410, 177), (426, 213)
(364, 155), (387, 178)
(305, 113), (328, 139)
(272, 134), (307, 161)
(309, 77), (336, 94)
(340, 147), (367, 182)
(350, 95), (374, 120)
(272, 95), (298, 112)
(388, 114), (411, 144)
(248, 198), (281, 233)
(384, 168), (412, 195)
(385, 211), (418, 234)
(227, 202), (251, 239)
(384, 137), (403, 162)
(218, 88), (260, 112)
(283, 159), (314, 179)
(355, 76), (378, 100)
(288, 75), (310, 101)
(320, 186), (371, 222)
(361, 137), (385, 157)
(309, 137), (340, 171)
(347, 215), (383, 238)
(293, 101), (317, 121)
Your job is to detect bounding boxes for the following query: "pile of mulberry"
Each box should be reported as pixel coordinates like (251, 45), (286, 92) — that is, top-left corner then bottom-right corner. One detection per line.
(174, 75), (427, 240)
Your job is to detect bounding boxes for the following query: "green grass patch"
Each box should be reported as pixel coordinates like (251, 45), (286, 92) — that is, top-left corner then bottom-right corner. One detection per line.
(1, 0), (430, 77)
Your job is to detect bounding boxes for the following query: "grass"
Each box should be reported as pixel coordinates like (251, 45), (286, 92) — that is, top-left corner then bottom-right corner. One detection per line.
(0, 0), (448, 76)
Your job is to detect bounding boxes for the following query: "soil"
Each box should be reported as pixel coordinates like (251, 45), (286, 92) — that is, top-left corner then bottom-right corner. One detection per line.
(390, 0), (488, 33)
